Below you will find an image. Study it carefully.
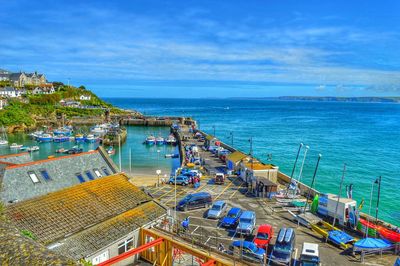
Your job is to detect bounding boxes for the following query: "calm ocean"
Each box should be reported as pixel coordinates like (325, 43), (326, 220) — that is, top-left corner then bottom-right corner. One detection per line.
(106, 98), (400, 226)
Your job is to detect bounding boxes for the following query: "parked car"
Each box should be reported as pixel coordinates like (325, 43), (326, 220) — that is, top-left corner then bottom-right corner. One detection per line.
(299, 242), (320, 266)
(228, 240), (266, 263)
(220, 207), (242, 228)
(215, 173), (225, 185)
(189, 169), (202, 178)
(253, 224), (274, 249)
(177, 192), (212, 211)
(207, 200), (228, 219)
(270, 228), (296, 265)
(168, 176), (189, 186)
(236, 211), (256, 236)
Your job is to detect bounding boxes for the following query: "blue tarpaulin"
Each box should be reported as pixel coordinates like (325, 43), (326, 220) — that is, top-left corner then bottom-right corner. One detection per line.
(394, 257), (400, 266)
(354, 238), (392, 250)
(328, 230), (354, 245)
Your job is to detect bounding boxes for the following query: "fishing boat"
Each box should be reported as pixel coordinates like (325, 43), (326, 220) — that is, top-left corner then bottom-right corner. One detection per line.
(90, 124), (109, 135)
(56, 148), (66, 153)
(156, 136), (165, 145)
(53, 135), (70, 143)
(27, 146), (40, 152)
(53, 127), (73, 136)
(37, 133), (53, 142)
(29, 130), (43, 139)
(9, 143), (23, 149)
(107, 146), (115, 155)
(85, 134), (98, 143)
(165, 134), (177, 145)
(145, 135), (156, 145)
(74, 134), (85, 142)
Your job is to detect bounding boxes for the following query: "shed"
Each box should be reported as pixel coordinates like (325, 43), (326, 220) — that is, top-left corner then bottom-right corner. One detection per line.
(255, 176), (278, 199)
(226, 151), (248, 171)
(205, 134), (218, 147)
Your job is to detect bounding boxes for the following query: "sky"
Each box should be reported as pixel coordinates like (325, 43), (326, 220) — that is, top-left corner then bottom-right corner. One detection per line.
(1, 0), (400, 98)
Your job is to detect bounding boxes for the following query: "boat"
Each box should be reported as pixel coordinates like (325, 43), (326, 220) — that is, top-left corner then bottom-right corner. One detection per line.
(165, 153), (179, 158)
(357, 218), (378, 237)
(156, 136), (165, 145)
(9, 143), (23, 149)
(20, 146), (28, 151)
(29, 131), (43, 139)
(0, 139), (9, 146)
(85, 134), (98, 143)
(74, 134), (85, 142)
(65, 146), (83, 154)
(37, 133), (53, 142)
(0, 127), (8, 146)
(353, 238), (393, 253)
(90, 124), (109, 135)
(56, 148), (66, 153)
(27, 146), (40, 152)
(145, 135), (156, 145)
(165, 134), (177, 145)
(53, 127), (73, 136)
(310, 221), (356, 249)
(378, 227), (400, 243)
(53, 135), (70, 143)
(107, 146), (115, 155)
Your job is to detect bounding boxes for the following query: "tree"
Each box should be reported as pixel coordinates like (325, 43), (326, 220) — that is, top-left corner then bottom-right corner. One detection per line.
(78, 85), (86, 90)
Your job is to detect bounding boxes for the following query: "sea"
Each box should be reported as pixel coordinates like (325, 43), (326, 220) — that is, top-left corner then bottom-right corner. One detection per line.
(1, 98), (399, 226)
(107, 98), (400, 226)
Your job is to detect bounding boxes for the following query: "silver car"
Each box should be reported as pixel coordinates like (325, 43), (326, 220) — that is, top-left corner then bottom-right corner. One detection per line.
(207, 200), (228, 219)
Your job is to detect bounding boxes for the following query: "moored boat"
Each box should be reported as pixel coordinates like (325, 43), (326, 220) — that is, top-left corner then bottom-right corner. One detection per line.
(37, 133), (53, 142)
(165, 134), (177, 145)
(53, 127), (73, 136)
(156, 136), (165, 145)
(74, 134), (85, 142)
(0, 139), (9, 146)
(357, 218), (378, 237)
(145, 135), (156, 145)
(107, 146), (115, 155)
(85, 134), (98, 143)
(53, 135), (70, 143)
(9, 143), (23, 149)
(29, 131), (43, 139)
(27, 146), (40, 152)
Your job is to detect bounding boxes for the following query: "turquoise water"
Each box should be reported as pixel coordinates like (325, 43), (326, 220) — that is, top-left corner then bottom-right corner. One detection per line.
(0, 126), (177, 176)
(106, 98), (400, 226)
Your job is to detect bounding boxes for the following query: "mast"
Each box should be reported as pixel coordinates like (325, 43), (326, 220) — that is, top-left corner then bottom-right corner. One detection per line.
(303, 154), (322, 214)
(375, 176), (382, 223)
(297, 145), (310, 183)
(287, 143), (303, 193)
(332, 163), (346, 228)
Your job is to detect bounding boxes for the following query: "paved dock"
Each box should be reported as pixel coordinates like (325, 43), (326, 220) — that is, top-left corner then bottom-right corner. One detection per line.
(142, 128), (397, 266)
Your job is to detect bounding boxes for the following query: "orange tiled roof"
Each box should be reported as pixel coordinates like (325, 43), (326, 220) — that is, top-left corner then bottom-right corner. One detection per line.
(6, 173), (152, 245)
(244, 162), (274, 171)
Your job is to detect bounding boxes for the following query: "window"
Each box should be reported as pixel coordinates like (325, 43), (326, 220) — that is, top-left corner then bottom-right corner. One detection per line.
(28, 171), (40, 183)
(85, 171), (95, 180)
(39, 169), (52, 181)
(75, 173), (85, 183)
(102, 167), (110, 176)
(93, 169), (102, 178)
(92, 250), (109, 264)
(118, 238), (134, 255)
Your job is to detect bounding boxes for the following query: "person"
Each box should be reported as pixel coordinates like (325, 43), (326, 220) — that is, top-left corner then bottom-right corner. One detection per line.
(181, 217), (190, 231)
(218, 243), (226, 252)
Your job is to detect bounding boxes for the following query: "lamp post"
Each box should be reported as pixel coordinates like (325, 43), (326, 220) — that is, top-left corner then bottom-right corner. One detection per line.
(156, 169), (161, 187)
(156, 149), (161, 186)
(212, 125), (216, 137)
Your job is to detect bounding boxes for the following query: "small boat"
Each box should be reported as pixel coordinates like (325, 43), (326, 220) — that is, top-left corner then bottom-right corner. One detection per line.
(165, 153), (179, 158)
(107, 146), (115, 155)
(9, 143), (23, 149)
(85, 134), (98, 143)
(56, 148), (66, 153)
(20, 146), (28, 151)
(358, 218), (400, 243)
(53, 135), (70, 143)
(145, 135), (156, 145)
(53, 127), (73, 136)
(165, 134), (177, 145)
(378, 227), (400, 243)
(310, 221), (355, 249)
(74, 134), (85, 142)
(357, 218), (378, 237)
(156, 136), (165, 145)
(353, 238), (393, 254)
(29, 131), (43, 139)
(37, 133), (53, 142)
(90, 124), (108, 135)
(66, 147), (83, 154)
(0, 139), (8, 146)
(328, 230), (354, 247)
(27, 146), (40, 152)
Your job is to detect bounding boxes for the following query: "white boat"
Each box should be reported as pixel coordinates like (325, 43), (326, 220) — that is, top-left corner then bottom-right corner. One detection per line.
(27, 146), (40, 152)
(156, 136), (165, 145)
(29, 131), (43, 139)
(90, 124), (110, 135)
(0, 139), (8, 146)
(0, 127), (8, 145)
(165, 134), (177, 145)
(85, 134), (98, 143)
(10, 143), (23, 149)
(145, 135), (156, 145)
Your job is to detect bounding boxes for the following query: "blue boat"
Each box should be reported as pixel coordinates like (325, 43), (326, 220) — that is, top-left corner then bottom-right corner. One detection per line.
(53, 135), (70, 143)
(53, 127), (73, 136)
(37, 133), (53, 142)
(328, 230), (354, 246)
(74, 134), (85, 142)
(85, 134), (98, 143)
(145, 135), (156, 145)
(156, 136), (165, 145)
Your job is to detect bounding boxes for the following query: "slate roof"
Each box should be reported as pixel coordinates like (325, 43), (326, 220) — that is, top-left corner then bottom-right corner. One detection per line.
(0, 220), (77, 265)
(5, 173), (166, 259)
(9, 72), (23, 81)
(0, 152), (32, 165)
(0, 147), (118, 204)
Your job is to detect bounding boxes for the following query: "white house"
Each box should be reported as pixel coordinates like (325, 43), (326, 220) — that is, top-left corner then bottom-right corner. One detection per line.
(0, 98), (8, 109)
(80, 94), (91, 100)
(32, 86), (55, 95)
(0, 87), (21, 98)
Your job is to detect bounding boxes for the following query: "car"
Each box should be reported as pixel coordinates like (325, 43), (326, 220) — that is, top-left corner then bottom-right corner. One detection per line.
(228, 240), (266, 263)
(168, 176), (189, 186)
(236, 211), (256, 236)
(253, 224), (274, 249)
(189, 169), (202, 178)
(220, 207), (242, 228)
(214, 173), (225, 185)
(207, 200), (228, 219)
(176, 192), (212, 211)
(299, 242), (320, 266)
(270, 227), (296, 265)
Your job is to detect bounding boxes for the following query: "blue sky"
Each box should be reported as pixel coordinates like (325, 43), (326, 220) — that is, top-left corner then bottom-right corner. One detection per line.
(1, 0), (399, 97)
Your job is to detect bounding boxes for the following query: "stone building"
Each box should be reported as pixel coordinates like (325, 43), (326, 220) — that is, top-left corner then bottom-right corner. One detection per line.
(7, 71), (47, 87)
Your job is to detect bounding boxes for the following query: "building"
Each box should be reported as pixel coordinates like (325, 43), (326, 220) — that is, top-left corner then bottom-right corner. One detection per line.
(0, 147), (118, 204)
(32, 86), (55, 95)
(5, 173), (167, 265)
(0, 87), (22, 98)
(205, 134), (218, 147)
(239, 160), (279, 184)
(226, 150), (250, 172)
(79, 94), (91, 100)
(60, 99), (81, 107)
(7, 71), (47, 87)
(0, 98), (7, 109)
